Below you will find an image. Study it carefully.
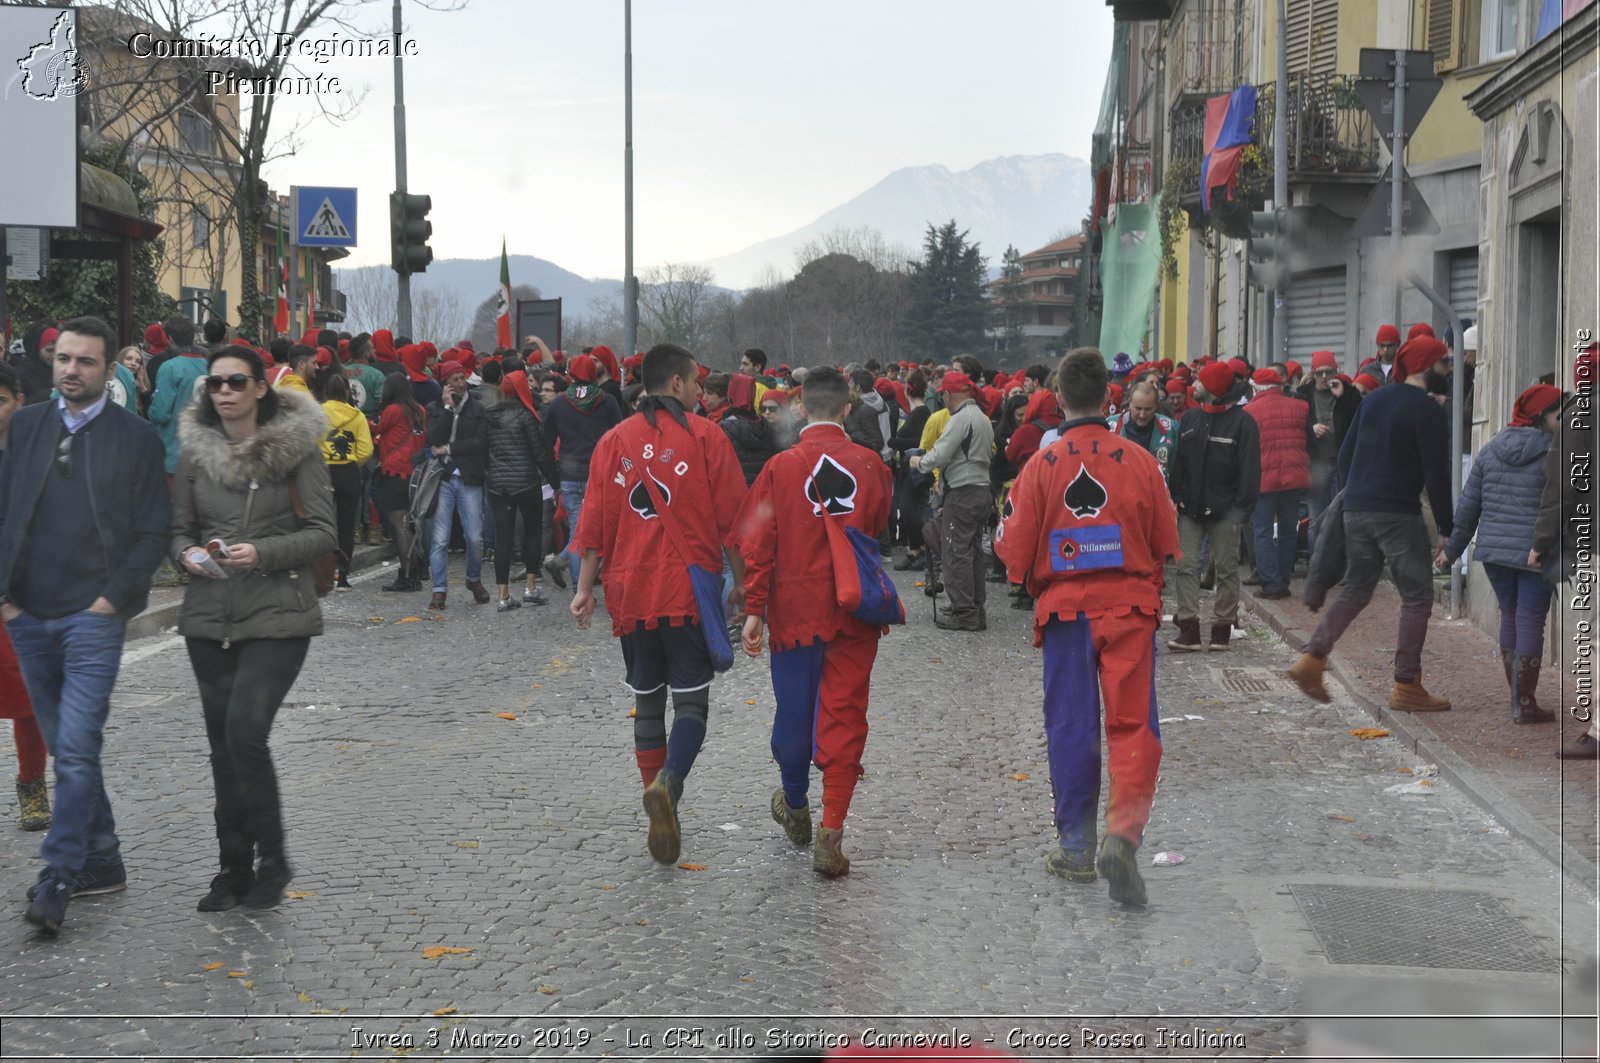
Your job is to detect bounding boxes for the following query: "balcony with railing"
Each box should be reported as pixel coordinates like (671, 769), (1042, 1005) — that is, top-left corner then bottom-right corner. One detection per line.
(1165, 0), (1254, 105)
(1168, 71), (1381, 215)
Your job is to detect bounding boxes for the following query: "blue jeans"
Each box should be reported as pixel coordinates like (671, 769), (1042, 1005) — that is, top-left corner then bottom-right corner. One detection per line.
(559, 480), (588, 586)
(1482, 562), (1553, 658)
(1252, 489), (1304, 593)
(430, 476), (485, 592)
(5, 609), (126, 877)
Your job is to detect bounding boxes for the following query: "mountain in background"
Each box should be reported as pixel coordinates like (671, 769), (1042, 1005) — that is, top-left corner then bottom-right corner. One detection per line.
(699, 154), (1094, 288)
(336, 256), (623, 334)
(335, 154), (1095, 325)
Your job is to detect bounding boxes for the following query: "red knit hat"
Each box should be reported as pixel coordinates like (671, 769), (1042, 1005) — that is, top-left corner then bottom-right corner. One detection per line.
(590, 345), (619, 381)
(1284, 359), (1302, 379)
(1165, 378), (1186, 394)
(1227, 356), (1249, 377)
(1311, 350), (1338, 372)
(437, 361), (466, 383)
(314, 347), (333, 368)
(143, 323), (169, 353)
(1407, 322), (1436, 341)
(568, 354), (599, 384)
(1393, 335), (1448, 383)
(1198, 361), (1236, 399)
(938, 370), (973, 394)
(1510, 384), (1564, 427)
(1251, 367), (1284, 386)
(1354, 372), (1382, 392)
(1376, 324), (1401, 345)
(337, 338), (351, 362)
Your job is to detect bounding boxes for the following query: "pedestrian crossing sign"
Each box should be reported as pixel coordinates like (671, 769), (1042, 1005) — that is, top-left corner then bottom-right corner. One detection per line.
(292, 186), (358, 248)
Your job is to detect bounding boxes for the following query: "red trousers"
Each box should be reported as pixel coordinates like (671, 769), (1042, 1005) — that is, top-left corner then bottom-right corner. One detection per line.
(0, 622), (44, 781)
(770, 629), (880, 829)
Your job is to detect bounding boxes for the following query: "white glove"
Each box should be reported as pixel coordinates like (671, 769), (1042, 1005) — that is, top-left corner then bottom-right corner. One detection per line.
(541, 484), (555, 501)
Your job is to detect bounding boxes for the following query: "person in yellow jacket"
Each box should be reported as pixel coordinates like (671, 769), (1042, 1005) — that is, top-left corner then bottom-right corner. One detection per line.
(318, 374), (373, 589)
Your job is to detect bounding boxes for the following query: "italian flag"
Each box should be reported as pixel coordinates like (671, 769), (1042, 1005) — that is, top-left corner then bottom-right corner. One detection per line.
(495, 237), (513, 349)
(273, 223), (290, 334)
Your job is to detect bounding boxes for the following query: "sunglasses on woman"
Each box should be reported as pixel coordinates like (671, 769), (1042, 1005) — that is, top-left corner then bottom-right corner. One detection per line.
(206, 373), (256, 393)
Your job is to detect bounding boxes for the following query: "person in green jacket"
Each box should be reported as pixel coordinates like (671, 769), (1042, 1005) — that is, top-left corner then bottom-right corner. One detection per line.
(172, 347), (334, 914)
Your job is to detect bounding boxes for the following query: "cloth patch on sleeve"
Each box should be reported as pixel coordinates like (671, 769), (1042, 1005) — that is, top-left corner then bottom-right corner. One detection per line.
(1048, 525), (1125, 572)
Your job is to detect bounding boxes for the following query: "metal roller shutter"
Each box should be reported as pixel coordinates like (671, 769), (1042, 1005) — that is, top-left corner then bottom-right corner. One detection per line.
(1449, 251), (1479, 323)
(1286, 268), (1347, 364)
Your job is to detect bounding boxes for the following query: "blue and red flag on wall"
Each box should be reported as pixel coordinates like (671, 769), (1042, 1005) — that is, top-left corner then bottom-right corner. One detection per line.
(1537, 0), (1595, 42)
(1200, 85), (1257, 212)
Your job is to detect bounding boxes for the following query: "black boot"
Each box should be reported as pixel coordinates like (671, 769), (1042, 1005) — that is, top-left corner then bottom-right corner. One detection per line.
(1512, 653), (1555, 724)
(242, 855), (293, 909)
(198, 866), (256, 912)
(1166, 618), (1202, 652)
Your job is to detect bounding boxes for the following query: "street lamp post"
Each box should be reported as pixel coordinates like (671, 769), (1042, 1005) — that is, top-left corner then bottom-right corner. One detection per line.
(623, 0), (638, 361)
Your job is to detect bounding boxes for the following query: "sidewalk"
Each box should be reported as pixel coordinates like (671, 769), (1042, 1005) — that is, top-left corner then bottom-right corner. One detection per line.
(127, 542), (395, 640)
(1242, 579), (1599, 888)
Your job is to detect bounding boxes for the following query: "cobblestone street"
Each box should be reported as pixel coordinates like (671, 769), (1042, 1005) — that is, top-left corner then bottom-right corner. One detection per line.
(1, 560), (1595, 1060)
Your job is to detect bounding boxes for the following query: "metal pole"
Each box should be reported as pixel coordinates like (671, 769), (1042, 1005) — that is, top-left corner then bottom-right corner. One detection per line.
(1272, 0), (1289, 364)
(287, 188), (298, 338)
(393, 0), (412, 338)
(1408, 270), (1464, 617)
(0, 229), (9, 351)
(1390, 49), (1407, 330)
(623, 0), (637, 361)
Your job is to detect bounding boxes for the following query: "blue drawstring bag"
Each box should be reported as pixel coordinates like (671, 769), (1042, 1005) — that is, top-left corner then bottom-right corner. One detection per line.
(824, 519), (906, 627)
(688, 563), (735, 672)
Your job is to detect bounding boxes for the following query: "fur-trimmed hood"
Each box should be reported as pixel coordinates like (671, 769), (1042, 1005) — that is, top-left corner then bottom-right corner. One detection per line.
(177, 387), (328, 489)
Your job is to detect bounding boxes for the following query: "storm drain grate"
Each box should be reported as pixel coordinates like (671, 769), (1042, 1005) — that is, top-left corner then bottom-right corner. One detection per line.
(1289, 884), (1558, 971)
(1210, 666), (1300, 695)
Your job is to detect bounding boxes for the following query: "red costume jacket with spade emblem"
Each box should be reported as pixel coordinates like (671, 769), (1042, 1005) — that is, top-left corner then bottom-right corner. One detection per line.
(574, 403), (748, 636)
(736, 422), (893, 651)
(995, 418), (1182, 646)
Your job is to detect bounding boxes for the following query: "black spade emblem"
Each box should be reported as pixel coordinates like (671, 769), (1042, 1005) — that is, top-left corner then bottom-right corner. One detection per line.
(1062, 465), (1109, 519)
(805, 454), (857, 516)
(1001, 495), (1015, 521)
(628, 473), (671, 519)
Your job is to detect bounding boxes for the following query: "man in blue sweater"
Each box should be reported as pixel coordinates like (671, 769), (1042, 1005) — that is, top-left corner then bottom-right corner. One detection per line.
(1289, 335), (1455, 712)
(0, 316), (169, 935)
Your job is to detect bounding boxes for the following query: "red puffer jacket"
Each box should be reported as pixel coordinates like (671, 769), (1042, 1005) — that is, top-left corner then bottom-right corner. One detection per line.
(1245, 388), (1312, 493)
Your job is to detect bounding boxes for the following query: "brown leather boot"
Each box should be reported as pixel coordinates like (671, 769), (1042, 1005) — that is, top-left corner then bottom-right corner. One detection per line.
(1389, 678), (1450, 712)
(428, 592), (447, 611)
(1287, 653), (1331, 703)
(465, 580), (491, 604)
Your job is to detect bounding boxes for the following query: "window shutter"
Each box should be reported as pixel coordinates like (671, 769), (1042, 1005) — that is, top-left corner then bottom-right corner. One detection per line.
(1427, 0), (1463, 72)
(1286, 0), (1339, 76)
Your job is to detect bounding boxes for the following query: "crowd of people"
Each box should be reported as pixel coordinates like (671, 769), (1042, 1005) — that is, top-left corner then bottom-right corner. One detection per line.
(0, 311), (1593, 936)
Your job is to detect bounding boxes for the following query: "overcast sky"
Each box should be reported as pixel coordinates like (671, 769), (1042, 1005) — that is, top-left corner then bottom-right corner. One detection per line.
(261, 0), (1115, 279)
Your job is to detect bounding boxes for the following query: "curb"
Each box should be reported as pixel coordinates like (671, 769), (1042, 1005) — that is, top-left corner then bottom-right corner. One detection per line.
(1243, 587), (1600, 890)
(126, 542), (396, 642)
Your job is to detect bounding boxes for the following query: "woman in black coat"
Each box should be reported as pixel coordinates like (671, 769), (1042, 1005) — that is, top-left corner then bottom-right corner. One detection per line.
(485, 370), (561, 610)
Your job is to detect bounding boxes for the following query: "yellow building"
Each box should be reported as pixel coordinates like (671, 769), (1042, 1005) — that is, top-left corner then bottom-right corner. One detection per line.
(77, 7), (345, 337)
(1153, 0), (1501, 369)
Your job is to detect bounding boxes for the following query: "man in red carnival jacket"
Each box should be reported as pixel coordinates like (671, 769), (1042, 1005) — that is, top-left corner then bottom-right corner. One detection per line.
(570, 344), (747, 866)
(995, 348), (1181, 909)
(735, 367), (892, 878)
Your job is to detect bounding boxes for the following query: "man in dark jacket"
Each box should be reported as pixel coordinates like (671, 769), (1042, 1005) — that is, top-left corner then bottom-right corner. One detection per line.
(1296, 350), (1361, 552)
(0, 316), (169, 935)
(425, 361), (492, 610)
(1167, 361), (1261, 651)
(719, 373), (774, 485)
(542, 353), (624, 590)
(844, 368), (890, 461)
(1289, 335), (1455, 713)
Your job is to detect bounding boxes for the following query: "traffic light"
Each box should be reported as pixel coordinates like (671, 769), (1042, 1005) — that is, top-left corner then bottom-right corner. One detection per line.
(390, 192), (433, 274)
(1247, 208), (1291, 291)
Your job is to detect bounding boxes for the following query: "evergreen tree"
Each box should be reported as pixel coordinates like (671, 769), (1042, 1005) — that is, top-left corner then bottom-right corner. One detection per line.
(901, 221), (988, 359)
(996, 243), (1027, 354)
